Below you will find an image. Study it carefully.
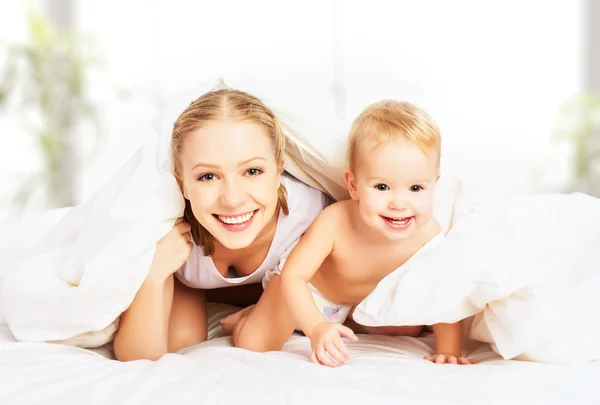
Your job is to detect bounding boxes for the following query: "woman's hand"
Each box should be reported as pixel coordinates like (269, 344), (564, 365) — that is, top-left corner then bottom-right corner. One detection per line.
(147, 218), (193, 284)
(308, 321), (358, 367)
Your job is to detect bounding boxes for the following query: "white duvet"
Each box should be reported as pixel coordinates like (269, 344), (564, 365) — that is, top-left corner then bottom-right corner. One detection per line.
(1, 76), (599, 369)
(0, 76), (470, 347)
(355, 192), (600, 365)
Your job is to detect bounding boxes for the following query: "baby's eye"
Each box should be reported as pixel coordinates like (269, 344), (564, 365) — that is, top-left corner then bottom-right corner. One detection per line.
(198, 173), (215, 182)
(410, 185), (424, 192)
(375, 184), (389, 191)
(246, 168), (263, 177)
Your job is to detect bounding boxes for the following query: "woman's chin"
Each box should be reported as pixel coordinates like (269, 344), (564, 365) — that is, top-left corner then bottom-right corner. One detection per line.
(209, 226), (258, 251)
(218, 236), (256, 251)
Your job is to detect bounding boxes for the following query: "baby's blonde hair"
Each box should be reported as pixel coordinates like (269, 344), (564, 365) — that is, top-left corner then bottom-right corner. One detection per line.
(346, 100), (441, 172)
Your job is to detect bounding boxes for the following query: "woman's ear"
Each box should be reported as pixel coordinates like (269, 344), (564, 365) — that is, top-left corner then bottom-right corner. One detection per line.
(175, 172), (189, 200)
(344, 170), (359, 200)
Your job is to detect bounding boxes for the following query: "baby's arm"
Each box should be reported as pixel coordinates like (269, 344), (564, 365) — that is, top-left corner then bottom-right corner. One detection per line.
(425, 322), (476, 365)
(433, 322), (462, 356)
(280, 207), (335, 333)
(280, 206), (357, 366)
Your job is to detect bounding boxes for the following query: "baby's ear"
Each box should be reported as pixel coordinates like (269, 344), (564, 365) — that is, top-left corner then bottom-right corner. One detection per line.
(344, 171), (359, 200)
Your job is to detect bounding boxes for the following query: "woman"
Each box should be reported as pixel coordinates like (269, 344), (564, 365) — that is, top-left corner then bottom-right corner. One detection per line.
(113, 89), (329, 361)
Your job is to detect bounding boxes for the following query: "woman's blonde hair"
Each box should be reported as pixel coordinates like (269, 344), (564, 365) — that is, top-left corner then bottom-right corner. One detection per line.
(172, 89), (289, 256)
(346, 100), (441, 172)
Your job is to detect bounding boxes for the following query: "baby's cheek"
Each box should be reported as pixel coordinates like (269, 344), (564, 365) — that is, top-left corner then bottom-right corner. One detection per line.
(364, 199), (384, 216)
(416, 198), (435, 218)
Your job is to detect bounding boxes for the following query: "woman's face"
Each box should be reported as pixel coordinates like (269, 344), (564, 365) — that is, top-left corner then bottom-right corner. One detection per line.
(179, 120), (281, 250)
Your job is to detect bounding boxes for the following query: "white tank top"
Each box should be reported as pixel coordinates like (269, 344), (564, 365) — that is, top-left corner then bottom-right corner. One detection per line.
(175, 173), (330, 289)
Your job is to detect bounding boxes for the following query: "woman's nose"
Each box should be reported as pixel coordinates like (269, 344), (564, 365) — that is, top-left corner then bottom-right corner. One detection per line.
(220, 179), (244, 208)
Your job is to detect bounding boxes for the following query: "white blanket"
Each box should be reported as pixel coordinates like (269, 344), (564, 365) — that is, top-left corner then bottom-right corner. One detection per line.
(4, 76), (594, 367)
(0, 76), (474, 347)
(354, 192), (600, 365)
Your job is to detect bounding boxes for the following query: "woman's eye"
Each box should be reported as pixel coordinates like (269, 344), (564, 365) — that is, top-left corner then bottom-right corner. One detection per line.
(198, 173), (215, 182)
(375, 184), (389, 191)
(246, 168), (263, 177)
(410, 185), (423, 192)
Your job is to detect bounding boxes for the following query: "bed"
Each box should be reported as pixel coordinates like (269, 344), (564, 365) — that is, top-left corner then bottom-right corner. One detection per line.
(1, 303), (597, 405)
(1, 77), (598, 404)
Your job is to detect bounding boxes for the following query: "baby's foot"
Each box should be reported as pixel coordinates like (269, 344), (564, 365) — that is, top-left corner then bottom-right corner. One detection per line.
(220, 305), (255, 334)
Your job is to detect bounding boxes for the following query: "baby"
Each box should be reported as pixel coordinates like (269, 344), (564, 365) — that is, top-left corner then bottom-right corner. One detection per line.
(279, 100), (474, 367)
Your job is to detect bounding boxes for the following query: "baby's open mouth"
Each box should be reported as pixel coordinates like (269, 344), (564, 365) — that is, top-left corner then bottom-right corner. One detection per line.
(381, 215), (413, 227)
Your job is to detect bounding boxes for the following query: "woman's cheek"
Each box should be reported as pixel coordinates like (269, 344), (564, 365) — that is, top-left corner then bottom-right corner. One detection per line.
(189, 186), (216, 210)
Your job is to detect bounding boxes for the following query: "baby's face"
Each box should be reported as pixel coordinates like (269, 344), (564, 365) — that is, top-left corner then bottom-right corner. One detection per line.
(349, 139), (438, 241)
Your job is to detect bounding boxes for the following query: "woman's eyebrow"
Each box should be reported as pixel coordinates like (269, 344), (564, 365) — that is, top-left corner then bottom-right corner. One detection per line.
(237, 157), (267, 167)
(192, 157), (267, 171)
(192, 162), (220, 170)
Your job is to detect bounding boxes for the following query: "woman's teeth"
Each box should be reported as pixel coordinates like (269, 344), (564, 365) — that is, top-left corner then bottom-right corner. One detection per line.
(217, 211), (254, 224)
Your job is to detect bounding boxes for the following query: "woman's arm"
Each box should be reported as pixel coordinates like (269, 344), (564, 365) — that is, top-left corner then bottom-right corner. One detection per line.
(113, 218), (193, 361)
(113, 276), (173, 361)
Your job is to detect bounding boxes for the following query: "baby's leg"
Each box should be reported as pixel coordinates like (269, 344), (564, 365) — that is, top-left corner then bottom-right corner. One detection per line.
(233, 274), (297, 352)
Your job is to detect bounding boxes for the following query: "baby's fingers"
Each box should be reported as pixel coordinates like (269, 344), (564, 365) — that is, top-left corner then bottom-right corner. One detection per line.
(316, 345), (337, 368)
(333, 338), (350, 360)
(310, 349), (319, 365)
(325, 341), (346, 365)
(435, 354), (446, 364)
(458, 357), (478, 365)
(335, 324), (358, 341)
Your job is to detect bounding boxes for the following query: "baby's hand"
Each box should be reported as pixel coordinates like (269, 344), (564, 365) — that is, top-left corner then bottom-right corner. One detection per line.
(424, 353), (477, 365)
(308, 321), (358, 367)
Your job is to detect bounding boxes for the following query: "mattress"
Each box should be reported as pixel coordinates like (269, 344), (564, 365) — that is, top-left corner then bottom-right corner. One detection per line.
(0, 303), (597, 405)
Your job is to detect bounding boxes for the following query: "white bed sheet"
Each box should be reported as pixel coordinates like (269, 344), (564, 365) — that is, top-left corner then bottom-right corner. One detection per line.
(0, 304), (597, 405)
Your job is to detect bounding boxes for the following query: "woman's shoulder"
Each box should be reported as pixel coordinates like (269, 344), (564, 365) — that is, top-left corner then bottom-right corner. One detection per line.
(267, 173), (333, 267)
(281, 172), (332, 218)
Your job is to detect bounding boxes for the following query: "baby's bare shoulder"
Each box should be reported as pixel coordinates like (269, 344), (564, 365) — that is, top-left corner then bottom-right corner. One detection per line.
(314, 199), (354, 223)
(305, 201), (354, 247)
